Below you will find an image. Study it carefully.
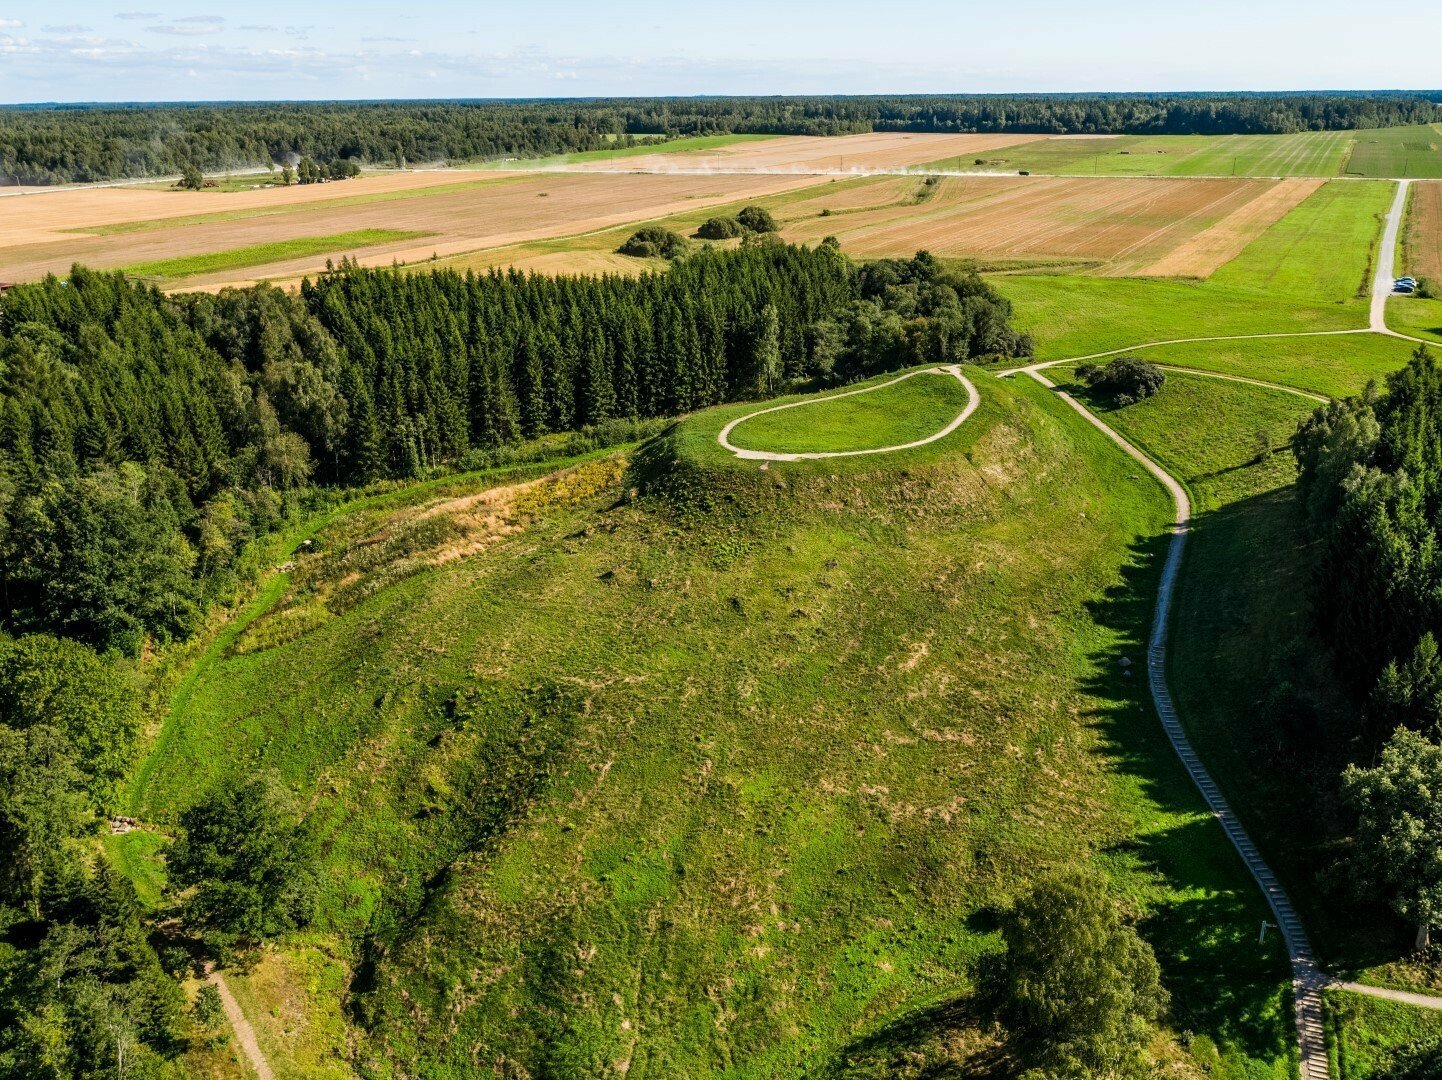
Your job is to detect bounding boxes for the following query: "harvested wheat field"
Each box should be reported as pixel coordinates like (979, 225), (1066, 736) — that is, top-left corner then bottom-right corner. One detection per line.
(1405, 180), (1442, 281)
(563, 131), (1047, 174)
(1140, 178), (1323, 276)
(780, 174), (1315, 275)
(0, 170), (825, 286)
(0, 168), (502, 246)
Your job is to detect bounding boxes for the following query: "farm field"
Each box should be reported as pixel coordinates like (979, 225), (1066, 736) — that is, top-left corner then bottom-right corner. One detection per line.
(122, 228), (430, 282)
(780, 174), (1319, 276)
(434, 173), (1327, 282)
(0, 169), (828, 286)
(994, 179), (1394, 359)
(1403, 179), (1442, 281)
(944, 130), (1356, 179)
(561, 130), (1048, 173)
(1344, 124), (1442, 179)
(126, 374), (1294, 1078)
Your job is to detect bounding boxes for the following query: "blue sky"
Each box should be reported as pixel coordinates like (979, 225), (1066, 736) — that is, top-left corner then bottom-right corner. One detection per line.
(0, 0), (1438, 104)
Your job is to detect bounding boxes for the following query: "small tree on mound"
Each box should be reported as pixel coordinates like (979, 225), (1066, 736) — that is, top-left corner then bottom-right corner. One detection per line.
(179, 163), (204, 191)
(978, 871), (1167, 1078)
(168, 776), (318, 952)
(1075, 357), (1166, 406)
(736, 205), (779, 234)
(617, 227), (688, 260)
(695, 216), (745, 240)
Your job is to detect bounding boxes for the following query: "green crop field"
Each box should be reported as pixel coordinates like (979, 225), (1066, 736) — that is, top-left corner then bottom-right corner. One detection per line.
(125, 373), (1295, 1078)
(943, 130), (1354, 178)
(722, 369), (971, 455)
(994, 179), (1394, 359)
(1344, 124), (1442, 179)
(121, 228), (431, 280)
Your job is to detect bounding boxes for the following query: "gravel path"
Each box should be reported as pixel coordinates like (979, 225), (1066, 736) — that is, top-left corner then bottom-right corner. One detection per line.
(1025, 367), (1331, 1079)
(208, 969), (274, 1080)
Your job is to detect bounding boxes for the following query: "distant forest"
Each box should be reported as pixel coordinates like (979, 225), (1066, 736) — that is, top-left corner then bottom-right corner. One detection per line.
(2, 92), (1440, 184)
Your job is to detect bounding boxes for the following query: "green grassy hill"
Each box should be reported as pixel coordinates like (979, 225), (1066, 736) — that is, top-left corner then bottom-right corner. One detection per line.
(124, 371), (1294, 1077)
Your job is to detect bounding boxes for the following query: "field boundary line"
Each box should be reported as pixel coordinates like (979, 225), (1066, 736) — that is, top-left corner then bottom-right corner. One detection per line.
(716, 365), (977, 461)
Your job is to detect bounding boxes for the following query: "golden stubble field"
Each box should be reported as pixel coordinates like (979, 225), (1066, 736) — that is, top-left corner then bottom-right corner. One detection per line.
(777, 174), (1322, 276)
(0, 132), (1328, 289)
(0, 169), (826, 286)
(1405, 180), (1442, 281)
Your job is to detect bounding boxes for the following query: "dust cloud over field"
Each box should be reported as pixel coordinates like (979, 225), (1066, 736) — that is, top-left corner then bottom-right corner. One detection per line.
(561, 131), (1048, 174)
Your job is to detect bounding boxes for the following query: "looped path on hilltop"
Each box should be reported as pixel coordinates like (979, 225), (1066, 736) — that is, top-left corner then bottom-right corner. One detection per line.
(716, 364), (978, 461)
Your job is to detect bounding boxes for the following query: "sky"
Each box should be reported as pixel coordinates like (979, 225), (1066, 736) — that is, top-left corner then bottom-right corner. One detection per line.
(0, 0), (1439, 104)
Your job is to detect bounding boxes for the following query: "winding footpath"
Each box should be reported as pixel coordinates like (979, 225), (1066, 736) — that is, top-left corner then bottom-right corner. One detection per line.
(1006, 180), (1442, 1080)
(207, 968), (274, 1079)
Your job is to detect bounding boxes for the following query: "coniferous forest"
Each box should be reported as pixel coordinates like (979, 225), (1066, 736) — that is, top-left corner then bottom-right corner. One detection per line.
(3, 92), (1439, 184)
(0, 243), (1027, 655)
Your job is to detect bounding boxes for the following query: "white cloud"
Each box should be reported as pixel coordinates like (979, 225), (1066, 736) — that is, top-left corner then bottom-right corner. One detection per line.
(148, 16), (224, 37)
(0, 18), (23, 28)
(42, 24), (92, 33)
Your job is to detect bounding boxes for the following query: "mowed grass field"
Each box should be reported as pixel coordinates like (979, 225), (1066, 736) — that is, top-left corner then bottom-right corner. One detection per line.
(945, 126), (1442, 180)
(1064, 333), (1420, 398)
(723, 368), (971, 455)
(125, 373), (1294, 1078)
(943, 130), (1355, 179)
(1344, 124), (1442, 179)
(994, 179), (1395, 359)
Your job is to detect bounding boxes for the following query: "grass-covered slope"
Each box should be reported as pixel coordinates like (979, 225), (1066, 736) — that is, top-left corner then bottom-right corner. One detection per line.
(127, 373), (1294, 1077)
(994, 180), (1394, 360)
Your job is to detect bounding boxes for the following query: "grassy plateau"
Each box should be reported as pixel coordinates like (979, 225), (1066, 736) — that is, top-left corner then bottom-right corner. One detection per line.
(722, 369), (972, 456)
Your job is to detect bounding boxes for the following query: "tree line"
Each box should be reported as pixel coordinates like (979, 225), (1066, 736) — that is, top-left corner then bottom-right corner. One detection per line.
(4, 93), (1440, 184)
(1294, 346), (1442, 949)
(0, 243), (1029, 655)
